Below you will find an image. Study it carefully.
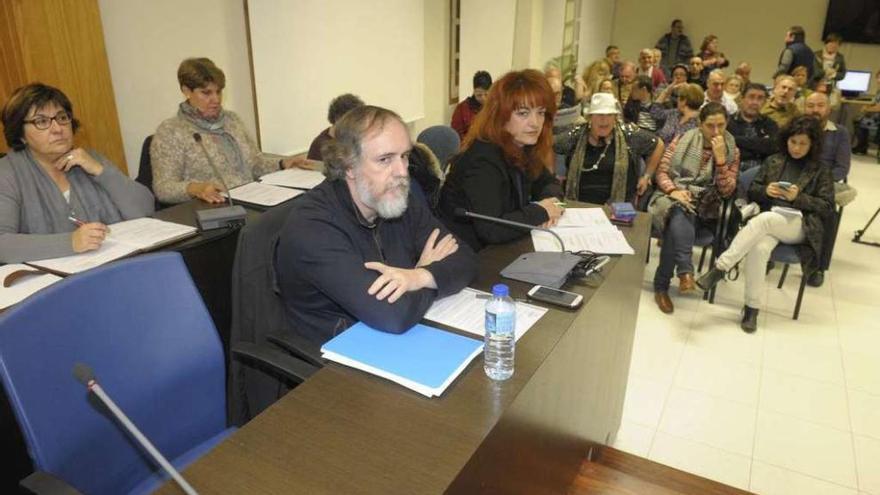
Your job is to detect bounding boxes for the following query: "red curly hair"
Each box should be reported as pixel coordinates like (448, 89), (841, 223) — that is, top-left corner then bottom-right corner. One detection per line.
(462, 69), (557, 178)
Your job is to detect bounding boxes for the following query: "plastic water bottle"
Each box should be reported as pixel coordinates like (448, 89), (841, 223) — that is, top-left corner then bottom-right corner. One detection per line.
(484, 283), (516, 381)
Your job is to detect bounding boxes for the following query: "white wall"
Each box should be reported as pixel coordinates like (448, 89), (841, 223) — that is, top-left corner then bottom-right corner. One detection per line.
(459, 0), (518, 96)
(540, 0), (566, 69)
(578, 0), (616, 68)
(98, 0), (257, 178)
(248, 0), (424, 155)
(416, 0), (454, 136)
(611, 0), (880, 88)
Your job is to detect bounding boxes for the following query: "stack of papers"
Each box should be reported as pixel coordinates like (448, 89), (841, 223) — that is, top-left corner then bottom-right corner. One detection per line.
(532, 207), (634, 255)
(0, 264), (62, 310)
(226, 182), (303, 207)
(27, 218), (197, 275)
(424, 287), (547, 341)
(259, 168), (325, 190)
(321, 322), (483, 398)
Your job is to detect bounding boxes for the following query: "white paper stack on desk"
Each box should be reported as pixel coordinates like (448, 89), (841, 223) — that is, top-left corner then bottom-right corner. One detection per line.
(26, 217), (197, 275)
(532, 207), (634, 255)
(225, 182), (303, 207)
(259, 168), (326, 190)
(0, 264), (62, 310)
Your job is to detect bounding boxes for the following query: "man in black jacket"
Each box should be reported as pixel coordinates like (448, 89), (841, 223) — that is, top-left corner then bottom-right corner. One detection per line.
(727, 83), (779, 175)
(276, 106), (477, 345)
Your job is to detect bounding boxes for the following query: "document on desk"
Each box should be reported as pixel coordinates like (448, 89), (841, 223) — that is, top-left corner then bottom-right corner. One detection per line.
(424, 287), (548, 341)
(26, 218), (197, 275)
(321, 322), (483, 398)
(259, 168), (326, 190)
(532, 226), (634, 255)
(555, 207), (615, 229)
(226, 182), (303, 207)
(0, 264), (62, 310)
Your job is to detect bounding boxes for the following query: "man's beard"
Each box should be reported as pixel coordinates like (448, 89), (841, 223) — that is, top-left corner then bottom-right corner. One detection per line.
(355, 171), (410, 219)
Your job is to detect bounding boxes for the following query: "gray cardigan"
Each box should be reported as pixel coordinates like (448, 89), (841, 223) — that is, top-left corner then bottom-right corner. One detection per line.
(0, 149), (155, 263)
(150, 110), (279, 204)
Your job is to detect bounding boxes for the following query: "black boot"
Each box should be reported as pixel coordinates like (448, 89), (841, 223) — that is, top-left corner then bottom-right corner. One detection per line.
(697, 267), (725, 291)
(807, 270), (825, 287)
(741, 306), (759, 333)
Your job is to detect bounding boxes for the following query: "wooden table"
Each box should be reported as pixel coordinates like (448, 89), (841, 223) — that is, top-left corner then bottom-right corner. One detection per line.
(155, 210), (651, 495)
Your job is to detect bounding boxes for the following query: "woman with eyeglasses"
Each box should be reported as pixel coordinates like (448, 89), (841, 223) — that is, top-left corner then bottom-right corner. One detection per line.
(0, 83), (154, 263)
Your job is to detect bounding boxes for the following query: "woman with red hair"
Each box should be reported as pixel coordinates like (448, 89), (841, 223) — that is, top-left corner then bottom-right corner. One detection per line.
(438, 69), (564, 251)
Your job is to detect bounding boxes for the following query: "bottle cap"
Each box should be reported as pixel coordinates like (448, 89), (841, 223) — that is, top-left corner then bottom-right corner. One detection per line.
(491, 284), (509, 297)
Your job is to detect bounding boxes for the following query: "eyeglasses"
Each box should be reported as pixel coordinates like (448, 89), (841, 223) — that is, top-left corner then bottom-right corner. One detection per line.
(23, 111), (72, 130)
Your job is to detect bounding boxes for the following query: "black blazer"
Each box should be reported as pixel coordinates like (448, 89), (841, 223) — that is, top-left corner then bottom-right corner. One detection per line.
(438, 140), (562, 251)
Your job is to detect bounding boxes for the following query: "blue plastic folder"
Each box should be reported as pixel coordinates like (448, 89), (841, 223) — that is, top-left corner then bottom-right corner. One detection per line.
(320, 322), (483, 397)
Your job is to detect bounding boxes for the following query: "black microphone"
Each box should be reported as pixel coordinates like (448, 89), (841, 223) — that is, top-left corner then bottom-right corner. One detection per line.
(191, 133), (247, 231)
(193, 132), (235, 207)
(454, 207), (567, 251)
(72, 363), (200, 495)
(453, 208), (581, 288)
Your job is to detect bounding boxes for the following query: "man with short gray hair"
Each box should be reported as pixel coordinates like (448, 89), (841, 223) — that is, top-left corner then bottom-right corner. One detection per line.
(276, 105), (477, 345)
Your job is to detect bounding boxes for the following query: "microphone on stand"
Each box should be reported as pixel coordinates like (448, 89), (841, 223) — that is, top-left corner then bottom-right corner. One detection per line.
(454, 207), (567, 251)
(454, 208), (581, 288)
(72, 363), (200, 495)
(191, 133), (246, 230)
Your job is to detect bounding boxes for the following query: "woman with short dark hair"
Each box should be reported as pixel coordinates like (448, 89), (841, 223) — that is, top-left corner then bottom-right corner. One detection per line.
(648, 102), (740, 314)
(655, 82), (704, 145)
(698, 116), (834, 332)
(0, 83), (154, 263)
(151, 57), (301, 204)
(439, 69), (563, 251)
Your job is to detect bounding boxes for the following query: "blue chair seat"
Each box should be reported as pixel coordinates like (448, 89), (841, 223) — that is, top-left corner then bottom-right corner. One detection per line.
(770, 243), (800, 264)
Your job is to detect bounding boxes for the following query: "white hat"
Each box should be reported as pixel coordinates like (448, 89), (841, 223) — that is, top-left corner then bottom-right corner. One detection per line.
(586, 93), (620, 115)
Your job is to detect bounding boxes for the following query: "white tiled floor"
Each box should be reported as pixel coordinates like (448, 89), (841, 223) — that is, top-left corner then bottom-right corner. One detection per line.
(615, 153), (880, 494)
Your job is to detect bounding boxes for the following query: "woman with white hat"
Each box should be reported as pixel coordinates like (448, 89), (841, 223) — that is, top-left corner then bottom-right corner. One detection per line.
(555, 92), (664, 205)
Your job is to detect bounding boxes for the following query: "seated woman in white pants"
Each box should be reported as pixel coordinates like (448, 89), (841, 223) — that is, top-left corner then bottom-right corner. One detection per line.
(697, 115), (835, 333)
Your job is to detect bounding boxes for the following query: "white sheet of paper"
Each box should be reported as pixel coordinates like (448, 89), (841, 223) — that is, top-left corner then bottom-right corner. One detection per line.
(27, 218), (197, 275)
(227, 182), (303, 206)
(532, 227), (634, 255)
(555, 208), (615, 229)
(0, 264), (63, 310)
(424, 287), (548, 342)
(259, 168), (326, 190)
(771, 206), (803, 218)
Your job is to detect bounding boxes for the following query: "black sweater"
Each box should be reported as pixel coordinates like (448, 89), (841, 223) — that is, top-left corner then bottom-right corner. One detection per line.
(275, 179), (477, 345)
(438, 140), (562, 251)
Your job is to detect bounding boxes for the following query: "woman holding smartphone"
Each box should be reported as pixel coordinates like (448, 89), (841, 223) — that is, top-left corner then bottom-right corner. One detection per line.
(697, 116), (835, 333)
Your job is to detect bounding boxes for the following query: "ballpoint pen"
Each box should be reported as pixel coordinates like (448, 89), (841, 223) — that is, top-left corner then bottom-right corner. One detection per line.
(68, 216), (85, 227)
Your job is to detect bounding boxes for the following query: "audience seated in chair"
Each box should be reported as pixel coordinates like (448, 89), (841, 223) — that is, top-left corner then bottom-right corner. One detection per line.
(306, 93), (365, 161)
(648, 103), (740, 315)
(761, 74), (799, 128)
(276, 105), (477, 346)
(0, 83), (154, 264)
(438, 70), (564, 251)
(698, 116), (834, 332)
(451, 70), (492, 140)
(150, 57), (303, 205)
(728, 83), (779, 173)
(803, 91), (856, 286)
(556, 93), (663, 205)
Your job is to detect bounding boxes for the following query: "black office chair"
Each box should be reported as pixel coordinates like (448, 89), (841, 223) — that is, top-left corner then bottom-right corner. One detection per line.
(228, 198), (321, 425)
(136, 135), (172, 210)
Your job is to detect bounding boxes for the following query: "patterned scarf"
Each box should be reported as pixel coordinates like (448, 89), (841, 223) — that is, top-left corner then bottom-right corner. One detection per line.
(565, 123), (630, 203)
(178, 102), (248, 176)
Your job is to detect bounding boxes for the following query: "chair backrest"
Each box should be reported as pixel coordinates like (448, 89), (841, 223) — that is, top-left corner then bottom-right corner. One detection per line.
(0, 253), (226, 494)
(416, 125), (460, 173)
(228, 200), (304, 423)
(136, 135), (153, 191)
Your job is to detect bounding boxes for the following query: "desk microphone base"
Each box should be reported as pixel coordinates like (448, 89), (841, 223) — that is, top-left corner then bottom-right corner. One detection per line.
(501, 252), (582, 288)
(196, 205), (247, 231)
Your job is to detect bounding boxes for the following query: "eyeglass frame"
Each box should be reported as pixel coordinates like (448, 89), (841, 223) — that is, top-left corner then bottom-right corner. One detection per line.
(23, 111), (73, 131)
